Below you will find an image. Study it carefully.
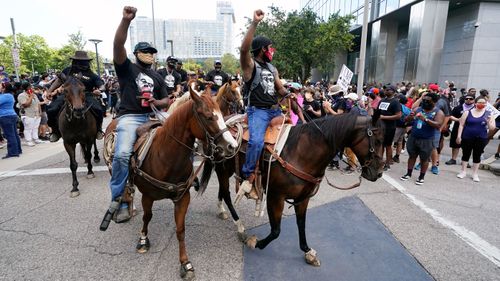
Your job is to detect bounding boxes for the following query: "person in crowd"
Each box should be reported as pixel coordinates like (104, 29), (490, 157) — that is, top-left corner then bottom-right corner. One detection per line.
(175, 61), (188, 91)
(302, 89), (322, 120)
(205, 60), (229, 95)
(377, 85), (402, 171)
(157, 56), (182, 98)
(47, 51), (105, 142)
(401, 92), (444, 185)
(366, 87), (381, 116)
(392, 94), (411, 163)
(34, 85), (50, 140)
(445, 93), (475, 165)
(238, 9), (290, 201)
(283, 82), (305, 125)
(108, 6), (171, 223)
(0, 82), (22, 158)
(17, 82), (42, 147)
(456, 96), (496, 182)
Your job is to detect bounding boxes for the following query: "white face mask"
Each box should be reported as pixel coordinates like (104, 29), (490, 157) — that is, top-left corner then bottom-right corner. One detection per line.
(136, 52), (155, 65)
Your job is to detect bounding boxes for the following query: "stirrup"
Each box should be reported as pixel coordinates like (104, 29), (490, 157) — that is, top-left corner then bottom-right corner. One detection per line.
(234, 180), (252, 205)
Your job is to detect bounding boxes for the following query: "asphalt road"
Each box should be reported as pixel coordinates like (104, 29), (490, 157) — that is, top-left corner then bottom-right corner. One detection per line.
(0, 136), (499, 281)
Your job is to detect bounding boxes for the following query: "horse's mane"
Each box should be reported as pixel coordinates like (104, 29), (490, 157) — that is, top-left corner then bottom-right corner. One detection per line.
(215, 82), (229, 102)
(287, 111), (359, 151)
(157, 98), (194, 144)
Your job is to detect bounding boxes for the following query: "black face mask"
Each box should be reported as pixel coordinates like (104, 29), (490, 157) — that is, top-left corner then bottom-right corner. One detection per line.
(215, 67), (221, 72)
(422, 100), (434, 110)
(72, 61), (90, 72)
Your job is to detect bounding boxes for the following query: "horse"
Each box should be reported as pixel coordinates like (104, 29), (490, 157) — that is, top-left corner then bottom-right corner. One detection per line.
(215, 79), (244, 116)
(58, 74), (98, 198)
(200, 110), (385, 266)
(104, 83), (238, 280)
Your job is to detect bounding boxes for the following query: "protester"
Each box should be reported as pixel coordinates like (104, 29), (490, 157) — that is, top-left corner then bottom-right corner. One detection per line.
(446, 93), (475, 165)
(0, 82), (22, 158)
(377, 85), (402, 171)
(17, 82), (42, 146)
(205, 60), (229, 95)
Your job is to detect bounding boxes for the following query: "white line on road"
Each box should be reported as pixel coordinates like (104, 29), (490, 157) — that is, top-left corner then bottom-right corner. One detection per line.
(382, 174), (500, 268)
(0, 161), (203, 178)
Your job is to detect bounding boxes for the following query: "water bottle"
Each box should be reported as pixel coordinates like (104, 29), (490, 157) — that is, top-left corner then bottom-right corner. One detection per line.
(140, 87), (152, 107)
(416, 112), (423, 129)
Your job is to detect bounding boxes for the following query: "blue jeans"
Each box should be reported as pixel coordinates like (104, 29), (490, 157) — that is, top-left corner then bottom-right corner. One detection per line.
(0, 115), (22, 156)
(242, 106), (282, 178)
(109, 113), (150, 207)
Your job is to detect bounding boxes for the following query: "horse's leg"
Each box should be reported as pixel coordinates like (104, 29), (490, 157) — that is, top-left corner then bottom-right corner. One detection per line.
(215, 166), (229, 220)
(246, 193), (284, 250)
(136, 194), (154, 254)
(175, 191), (195, 280)
(83, 143), (95, 179)
(63, 142), (80, 198)
(294, 198), (320, 266)
(93, 139), (100, 163)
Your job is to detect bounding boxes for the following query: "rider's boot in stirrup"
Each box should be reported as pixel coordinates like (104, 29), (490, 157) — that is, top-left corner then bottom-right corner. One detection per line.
(234, 174), (258, 205)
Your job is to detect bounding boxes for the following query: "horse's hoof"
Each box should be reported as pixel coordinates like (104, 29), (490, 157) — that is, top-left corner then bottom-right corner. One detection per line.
(180, 261), (195, 281)
(217, 212), (229, 220)
(305, 249), (321, 267)
(245, 235), (257, 249)
(87, 173), (95, 179)
(136, 236), (150, 254)
(237, 231), (248, 243)
(70, 191), (80, 198)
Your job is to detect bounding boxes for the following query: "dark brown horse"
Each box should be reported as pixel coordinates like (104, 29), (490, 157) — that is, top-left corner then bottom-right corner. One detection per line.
(215, 79), (243, 116)
(58, 74), (98, 198)
(107, 84), (237, 280)
(200, 111), (385, 266)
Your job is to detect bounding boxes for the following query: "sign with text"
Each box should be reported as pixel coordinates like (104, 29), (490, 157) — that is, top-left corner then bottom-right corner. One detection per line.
(337, 64), (354, 92)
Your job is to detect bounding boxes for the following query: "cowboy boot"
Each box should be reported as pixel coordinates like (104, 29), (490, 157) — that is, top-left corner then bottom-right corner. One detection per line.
(235, 174), (258, 205)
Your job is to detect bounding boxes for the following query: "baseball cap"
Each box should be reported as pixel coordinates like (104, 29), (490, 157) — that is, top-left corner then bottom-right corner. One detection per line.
(214, 60), (222, 65)
(368, 87), (379, 95)
(345, 93), (359, 101)
(251, 36), (273, 52)
(386, 85), (397, 92)
(429, 84), (439, 91)
(167, 56), (178, 63)
(133, 42), (158, 54)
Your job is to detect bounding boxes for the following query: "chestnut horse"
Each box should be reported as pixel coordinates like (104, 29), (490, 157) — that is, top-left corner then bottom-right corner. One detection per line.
(105, 85), (237, 280)
(200, 111), (385, 266)
(58, 74), (98, 198)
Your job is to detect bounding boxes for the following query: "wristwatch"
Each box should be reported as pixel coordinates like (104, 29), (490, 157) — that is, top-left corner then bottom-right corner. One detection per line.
(424, 118), (429, 123)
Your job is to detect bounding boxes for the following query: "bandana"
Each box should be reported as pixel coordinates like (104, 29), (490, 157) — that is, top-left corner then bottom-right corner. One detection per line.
(137, 53), (155, 65)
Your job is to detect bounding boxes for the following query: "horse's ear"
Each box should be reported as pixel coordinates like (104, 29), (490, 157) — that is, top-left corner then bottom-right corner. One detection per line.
(189, 81), (202, 103)
(371, 109), (381, 126)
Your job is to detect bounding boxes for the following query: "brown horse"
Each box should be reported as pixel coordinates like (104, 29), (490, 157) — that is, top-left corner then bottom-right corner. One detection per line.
(58, 74), (98, 198)
(215, 79), (243, 116)
(105, 84), (237, 280)
(200, 111), (385, 266)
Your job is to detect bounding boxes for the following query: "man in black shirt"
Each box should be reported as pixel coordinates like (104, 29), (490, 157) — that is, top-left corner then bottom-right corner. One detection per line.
(157, 56), (181, 97)
(176, 60), (188, 92)
(46, 51), (105, 142)
(377, 85), (402, 171)
(106, 6), (171, 223)
(205, 60), (229, 95)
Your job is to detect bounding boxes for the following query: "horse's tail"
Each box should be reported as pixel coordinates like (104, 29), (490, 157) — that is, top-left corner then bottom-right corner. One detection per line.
(198, 160), (213, 196)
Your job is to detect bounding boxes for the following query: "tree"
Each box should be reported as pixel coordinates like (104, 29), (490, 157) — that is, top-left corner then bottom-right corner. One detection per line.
(0, 34), (53, 75)
(202, 58), (215, 73)
(220, 53), (240, 75)
(183, 59), (202, 72)
(247, 6), (354, 83)
(68, 30), (86, 50)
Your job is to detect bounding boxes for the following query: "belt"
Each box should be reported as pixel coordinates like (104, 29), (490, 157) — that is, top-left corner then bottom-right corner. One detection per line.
(256, 104), (280, 110)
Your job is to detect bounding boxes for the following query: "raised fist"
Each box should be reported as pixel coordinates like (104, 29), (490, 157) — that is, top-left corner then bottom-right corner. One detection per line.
(253, 9), (265, 23)
(123, 6), (137, 21)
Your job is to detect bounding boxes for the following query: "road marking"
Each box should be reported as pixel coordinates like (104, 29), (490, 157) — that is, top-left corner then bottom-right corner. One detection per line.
(0, 161), (203, 178)
(383, 174), (500, 267)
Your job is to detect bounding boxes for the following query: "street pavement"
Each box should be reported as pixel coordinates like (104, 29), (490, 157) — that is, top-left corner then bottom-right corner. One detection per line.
(0, 126), (499, 281)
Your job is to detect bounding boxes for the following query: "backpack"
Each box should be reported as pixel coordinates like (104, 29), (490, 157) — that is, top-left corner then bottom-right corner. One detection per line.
(398, 104), (411, 127)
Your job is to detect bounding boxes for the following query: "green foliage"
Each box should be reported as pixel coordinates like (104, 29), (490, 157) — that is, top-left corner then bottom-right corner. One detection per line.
(183, 59), (202, 72)
(248, 6), (354, 83)
(220, 53), (240, 75)
(202, 58), (215, 73)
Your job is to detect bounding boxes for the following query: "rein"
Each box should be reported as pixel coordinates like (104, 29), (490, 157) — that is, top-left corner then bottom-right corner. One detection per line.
(64, 101), (92, 122)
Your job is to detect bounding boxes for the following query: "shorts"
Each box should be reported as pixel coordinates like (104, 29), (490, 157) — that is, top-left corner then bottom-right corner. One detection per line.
(393, 127), (406, 143)
(406, 135), (434, 162)
(40, 112), (48, 125)
(383, 126), (396, 147)
(432, 130), (440, 148)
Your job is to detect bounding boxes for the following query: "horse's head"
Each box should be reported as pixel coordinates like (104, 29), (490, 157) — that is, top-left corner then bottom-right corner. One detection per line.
(61, 73), (87, 119)
(216, 80), (243, 115)
(349, 113), (385, 181)
(189, 83), (238, 160)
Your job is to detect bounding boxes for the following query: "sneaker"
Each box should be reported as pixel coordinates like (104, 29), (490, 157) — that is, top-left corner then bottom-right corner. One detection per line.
(414, 163), (421, 171)
(49, 133), (60, 142)
(457, 171), (466, 179)
(445, 159), (457, 165)
(34, 139), (45, 144)
(472, 174), (480, 182)
(392, 155), (400, 163)
(431, 166), (439, 175)
(383, 164), (390, 171)
(401, 149), (405, 154)
(26, 141), (35, 147)
(415, 178), (425, 185)
(400, 174), (411, 181)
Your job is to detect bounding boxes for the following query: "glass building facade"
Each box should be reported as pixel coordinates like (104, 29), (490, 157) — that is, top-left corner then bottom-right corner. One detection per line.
(301, 0), (500, 93)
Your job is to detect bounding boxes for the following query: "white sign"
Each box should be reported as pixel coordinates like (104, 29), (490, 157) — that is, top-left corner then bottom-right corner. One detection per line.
(11, 48), (20, 68)
(336, 64), (354, 92)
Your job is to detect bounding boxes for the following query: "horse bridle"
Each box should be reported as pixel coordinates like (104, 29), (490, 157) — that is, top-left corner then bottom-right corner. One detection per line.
(350, 117), (377, 169)
(64, 92), (92, 122)
(219, 84), (242, 114)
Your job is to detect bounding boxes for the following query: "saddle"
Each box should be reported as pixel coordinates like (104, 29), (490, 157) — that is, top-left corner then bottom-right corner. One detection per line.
(229, 114), (292, 145)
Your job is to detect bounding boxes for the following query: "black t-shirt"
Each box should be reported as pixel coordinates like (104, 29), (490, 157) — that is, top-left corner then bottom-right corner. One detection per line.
(302, 100), (321, 120)
(36, 93), (46, 112)
(206, 69), (229, 92)
(157, 67), (181, 94)
(377, 97), (401, 128)
(114, 58), (168, 116)
(248, 61), (278, 108)
(333, 98), (347, 113)
(62, 67), (103, 93)
(177, 68), (188, 84)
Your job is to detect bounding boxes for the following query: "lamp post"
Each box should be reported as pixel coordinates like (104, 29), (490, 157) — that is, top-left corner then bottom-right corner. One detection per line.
(88, 39), (102, 77)
(167, 40), (174, 56)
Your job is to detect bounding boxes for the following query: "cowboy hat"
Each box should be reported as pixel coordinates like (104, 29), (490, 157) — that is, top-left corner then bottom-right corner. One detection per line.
(70, 51), (92, 61)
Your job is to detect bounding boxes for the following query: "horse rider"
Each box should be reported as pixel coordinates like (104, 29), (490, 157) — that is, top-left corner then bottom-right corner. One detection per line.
(175, 60), (188, 92)
(107, 6), (171, 223)
(47, 51), (105, 142)
(239, 9), (291, 201)
(157, 56), (182, 98)
(205, 60), (229, 95)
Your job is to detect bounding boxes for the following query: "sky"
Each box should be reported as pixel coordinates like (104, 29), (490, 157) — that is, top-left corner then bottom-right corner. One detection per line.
(0, 0), (300, 60)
